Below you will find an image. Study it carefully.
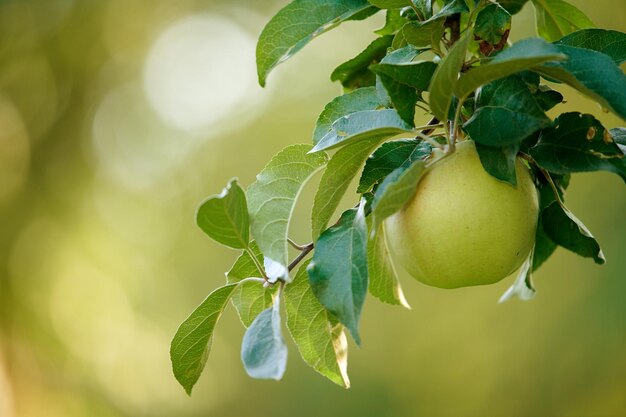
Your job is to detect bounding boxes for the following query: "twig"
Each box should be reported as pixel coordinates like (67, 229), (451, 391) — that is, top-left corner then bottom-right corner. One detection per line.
(445, 13), (461, 46)
(420, 117), (440, 136)
(414, 121), (443, 132)
(287, 238), (309, 251)
(415, 132), (445, 150)
(288, 243), (314, 271)
(449, 97), (466, 153)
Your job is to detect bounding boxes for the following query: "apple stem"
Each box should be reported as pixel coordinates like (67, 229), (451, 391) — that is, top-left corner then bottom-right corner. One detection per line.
(448, 97), (466, 154)
(416, 132), (445, 150)
(287, 238), (309, 251)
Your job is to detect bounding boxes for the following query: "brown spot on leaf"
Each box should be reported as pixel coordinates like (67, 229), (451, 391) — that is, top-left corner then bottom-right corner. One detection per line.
(603, 130), (613, 144)
(586, 127), (596, 140)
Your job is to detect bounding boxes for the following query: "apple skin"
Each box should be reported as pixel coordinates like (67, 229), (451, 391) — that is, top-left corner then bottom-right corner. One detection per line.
(384, 140), (539, 289)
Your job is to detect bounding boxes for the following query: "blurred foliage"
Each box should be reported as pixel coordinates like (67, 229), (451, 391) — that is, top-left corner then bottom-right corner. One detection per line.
(0, 0), (624, 416)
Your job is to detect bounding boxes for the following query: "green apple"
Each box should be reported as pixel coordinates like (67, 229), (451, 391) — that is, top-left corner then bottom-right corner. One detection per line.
(384, 140), (539, 289)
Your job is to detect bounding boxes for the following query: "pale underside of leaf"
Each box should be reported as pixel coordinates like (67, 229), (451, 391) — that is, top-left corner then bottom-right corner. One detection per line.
(247, 144), (328, 281)
(313, 87), (386, 144)
(311, 109), (413, 152)
(240, 298), (288, 380)
(499, 248), (536, 302)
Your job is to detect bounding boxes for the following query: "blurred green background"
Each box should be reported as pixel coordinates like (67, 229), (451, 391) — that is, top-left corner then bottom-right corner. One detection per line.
(0, 1), (625, 416)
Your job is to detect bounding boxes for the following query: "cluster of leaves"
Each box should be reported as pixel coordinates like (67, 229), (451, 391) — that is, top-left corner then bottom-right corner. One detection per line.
(171, 0), (626, 393)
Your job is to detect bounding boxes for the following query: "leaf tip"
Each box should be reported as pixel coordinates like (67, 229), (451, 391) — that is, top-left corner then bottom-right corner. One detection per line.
(398, 291), (411, 310)
(349, 328), (362, 348)
(256, 58), (268, 87)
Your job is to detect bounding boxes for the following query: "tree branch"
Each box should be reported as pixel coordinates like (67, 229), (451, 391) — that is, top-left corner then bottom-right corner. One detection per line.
(288, 243), (314, 271)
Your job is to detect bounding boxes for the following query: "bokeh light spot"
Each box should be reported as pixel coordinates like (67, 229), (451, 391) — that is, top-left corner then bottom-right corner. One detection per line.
(0, 95), (30, 204)
(143, 15), (261, 133)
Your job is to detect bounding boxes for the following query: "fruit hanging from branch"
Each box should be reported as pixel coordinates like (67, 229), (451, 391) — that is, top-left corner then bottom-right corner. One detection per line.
(170, 0), (626, 394)
(384, 140), (539, 289)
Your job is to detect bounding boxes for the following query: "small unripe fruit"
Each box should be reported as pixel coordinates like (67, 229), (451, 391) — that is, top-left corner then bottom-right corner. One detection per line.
(384, 140), (539, 289)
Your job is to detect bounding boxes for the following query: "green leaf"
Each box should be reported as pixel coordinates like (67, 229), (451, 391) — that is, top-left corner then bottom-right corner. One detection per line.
(464, 75), (550, 147)
(542, 201), (605, 264)
(375, 74), (393, 106)
(375, 9), (406, 35)
(533, 216), (557, 271)
(529, 113), (626, 181)
(375, 75), (418, 125)
(311, 108), (413, 152)
(535, 45), (626, 120)
(497, 0), (529, 15)
(367, 218), (410, 307)
(432, 0), (468, 18)
(368, 0), (410, 7)
(247, 145), (329, 282)
(556, 29), (626, 65)
(474, 3), (511, 45)
(240, 298), (288, 380)
(531, 0), (595, 42)
(428, 31), (470, 121)
(331, 36), (394, 90)
(402, 19), (446, 51)
(349, 5), (381, 20)
(171, 283), (239, 395)
(196, 179), (249, 250)
(516, 69), (541, 91)
(370, 51), (438, 90)
(256, 0), (375, 86)
(284, 261), (351, 388)
(226, 243), (274, 328)
(226, 242), (264, 283)
(455, 38), (566, 101)
(532, 176), (569, 271)
(412, 0), (433, 19)
(402, 0), (466, 52)
(307, 204), (369, 345)
(358, 139), (431, 193)
(312, 137), (384, 239)
(231, 281), (274, 328)
(534, 85), (563, 111)
(475, 142), (520, 186)
(314, 87), (386, 145)
(371, 158), (426, 229)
